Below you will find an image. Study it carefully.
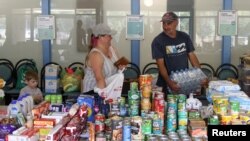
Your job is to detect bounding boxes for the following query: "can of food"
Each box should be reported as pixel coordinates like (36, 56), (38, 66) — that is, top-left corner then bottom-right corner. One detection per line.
(56, 95), (63, 104)
(148, 136), (158, 141)
(44, 95), (51, 102)
(239, 114), (250, 125)
(152, 114), (162, 134)
(95, 121), (105, 133)
(105, 119), (112, 132)
(131, 116), (143, 140)
(231, 119), (243, 125)
(154, 96), (165, 113)
(119, 105), (128, 117)
(166, 114), (177, 133)
(209, 115), (219, 125)
(111, 116), (123, 141)
(118, 97), (126, 106)
(178, 111), (188, 130)
(141, 98), (151, 111)
(177, 94), (186, 111)
(141, 109), (150, 117)
(141, 84), (152, 98)
(157, 134), (168, 140)
(128, 99), (140, 106)
(96, 132), (106, 141)
(105, 132), (112, 141)
(95, 113), (106, 122)
(159, 136), (169, 141)
(130, 81), (139, 91)
(220, 114), (232, 125)
(142, 117), (152, 135)
(230, 101), (240, 119)
(139, 74), (152, 88)
(122, 117), (131, 141)
(129, 105), (139, 117)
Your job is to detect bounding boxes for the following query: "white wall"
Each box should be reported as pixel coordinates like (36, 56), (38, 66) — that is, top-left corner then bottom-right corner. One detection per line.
(0, 0), (249, 74)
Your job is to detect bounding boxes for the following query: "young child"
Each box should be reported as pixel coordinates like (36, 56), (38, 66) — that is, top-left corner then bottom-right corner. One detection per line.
(19, 70), (43, 104)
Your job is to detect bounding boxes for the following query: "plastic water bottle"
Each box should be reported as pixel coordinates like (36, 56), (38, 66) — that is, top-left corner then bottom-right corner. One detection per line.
(25, 94), (34, 112)
(7, 100), (21, 117)
(17, 96), (28, 117)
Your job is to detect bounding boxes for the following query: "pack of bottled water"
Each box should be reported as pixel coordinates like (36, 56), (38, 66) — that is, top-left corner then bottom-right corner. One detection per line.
(170, 68), (207, 95)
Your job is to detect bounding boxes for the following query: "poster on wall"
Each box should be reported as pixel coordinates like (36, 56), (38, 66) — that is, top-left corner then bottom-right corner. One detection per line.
(37, 15), (55, 40)
(126, 15), (144, 40)
(218, 10), (237, 36)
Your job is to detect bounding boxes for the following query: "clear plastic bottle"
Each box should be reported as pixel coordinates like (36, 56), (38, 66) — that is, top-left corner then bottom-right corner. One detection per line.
(17, 96), (28, 117)
(7, 100), (21, 117)
(24, 94), (34, 112)
(26, 113), (33, 128)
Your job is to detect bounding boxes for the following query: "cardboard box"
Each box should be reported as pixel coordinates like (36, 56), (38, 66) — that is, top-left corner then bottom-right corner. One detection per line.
(45, 65), (59, 79)
(45, 124), (64, 141)
(8, 128), (39, 141)
(45, 78), (60, 93)
(42, 112), (68, 124)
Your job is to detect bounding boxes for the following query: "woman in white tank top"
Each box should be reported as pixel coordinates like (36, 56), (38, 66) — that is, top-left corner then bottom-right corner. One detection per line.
(83, 23), (121, 93)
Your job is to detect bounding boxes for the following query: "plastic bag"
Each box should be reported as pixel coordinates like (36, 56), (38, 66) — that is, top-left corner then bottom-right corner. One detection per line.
(94, 69), (124, 101)
(61, 67), (84, 92)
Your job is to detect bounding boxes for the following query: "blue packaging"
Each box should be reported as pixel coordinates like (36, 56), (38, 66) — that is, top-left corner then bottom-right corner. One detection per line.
(77, 95), (95, 122)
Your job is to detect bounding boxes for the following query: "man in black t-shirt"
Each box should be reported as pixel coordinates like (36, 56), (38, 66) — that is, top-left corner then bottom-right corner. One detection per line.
(151, 11), (203, 95)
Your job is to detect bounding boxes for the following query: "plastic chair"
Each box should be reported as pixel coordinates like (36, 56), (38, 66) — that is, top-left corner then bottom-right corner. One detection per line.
(215, 63), (238, 80)
(123, 62), (141, 81)
(0, 59), (15, 88)
(5, 59), (38, 105)
(68, 62), (84, 72)
(200, 63), (215, 80)
(142, 62), (158, 74)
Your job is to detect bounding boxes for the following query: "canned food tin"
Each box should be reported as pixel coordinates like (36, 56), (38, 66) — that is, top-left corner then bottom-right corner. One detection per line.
(220, 114), (232, 125)
(95, 113), (106, 122)
(142, 117), (152, 135)
(141, 98), (151, 110)
(118, 97), (126, 106)
(131, 116), (143, 140)
(122, 118), (131, 141)
(105, 119), (112, 132)
(152, 114), (162, 134)
(119, 105), (128, 117)
(105, 132), (112, 141)
(154, 97), (165, 113)
(147, 136), (157, 141)
(139, 74), (152, 88)
(159, 136), (169, 141)
(95, 121), (105, 133)
(96, 132), (106, 141)
(239, 114), (250, 124)
(157, 134), (168, 140)
(209, 115), (219, 125)
(170, 136), (180, 141)
(230, 101), (240, 118)
(111, 116), (123, 141)
(129, 105), (139, 116)
(141, 84), (152, 98)
(130, 81), (139, 91)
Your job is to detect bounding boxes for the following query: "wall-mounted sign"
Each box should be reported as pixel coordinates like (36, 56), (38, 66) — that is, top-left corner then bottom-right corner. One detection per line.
(218, 10), (237, 36)
(37, 15), (55, 40)
(126, 15), (144, 40)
